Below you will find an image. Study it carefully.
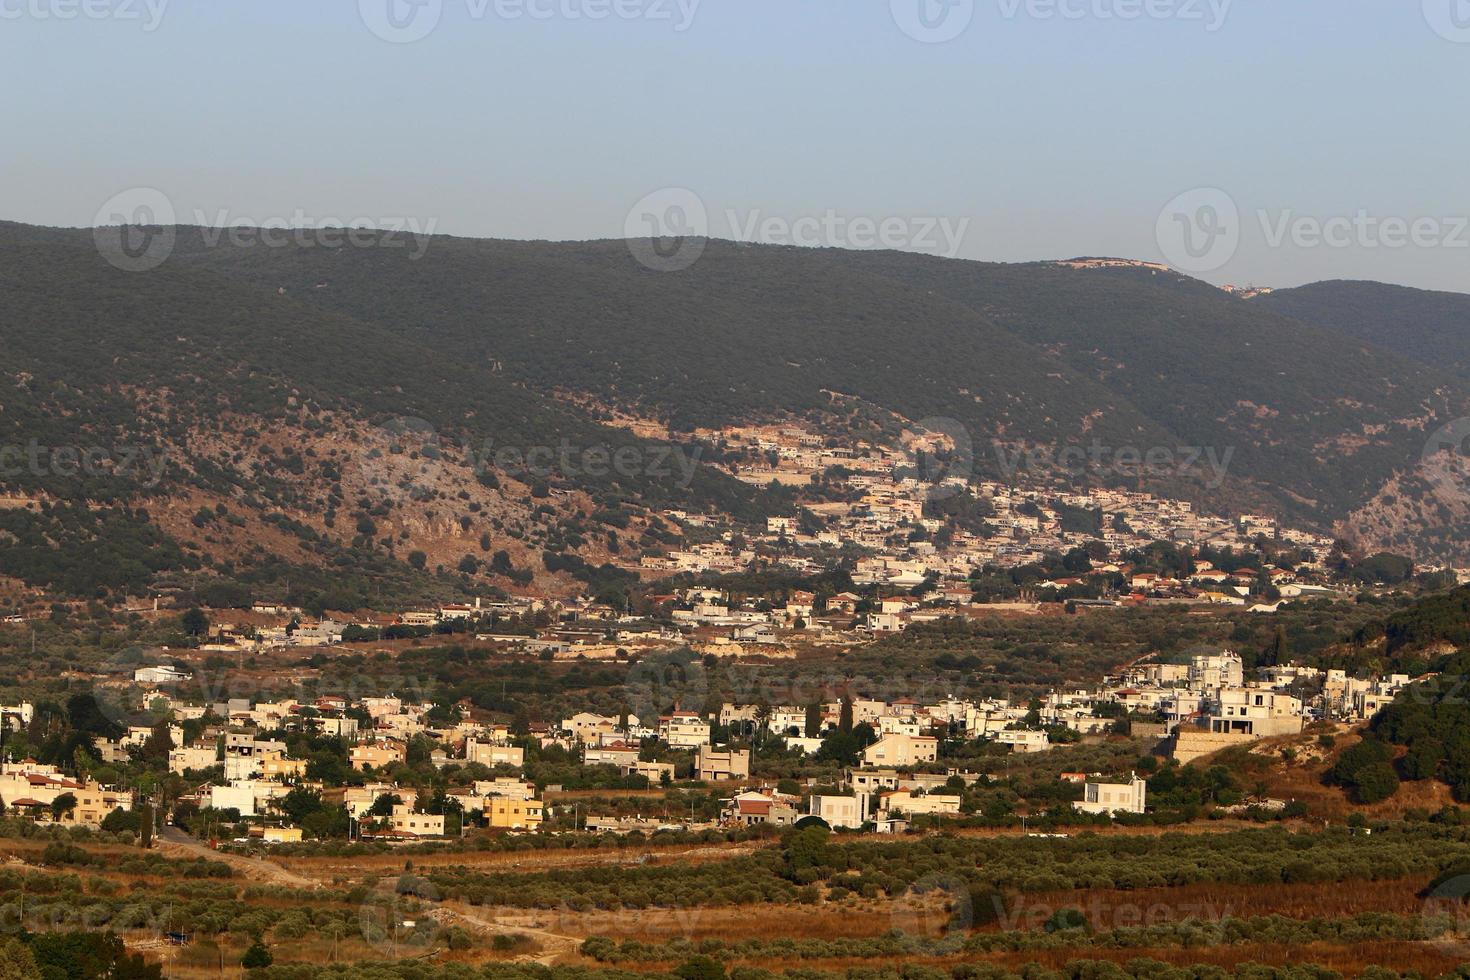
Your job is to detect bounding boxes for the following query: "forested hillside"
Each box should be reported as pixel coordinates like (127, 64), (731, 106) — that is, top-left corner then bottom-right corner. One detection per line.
(4, 218), (1470, 599)
(1261, 280), (1470, 382)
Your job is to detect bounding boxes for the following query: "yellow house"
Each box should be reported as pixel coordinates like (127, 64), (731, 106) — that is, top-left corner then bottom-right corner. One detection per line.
(261, 754), (307, 780)
(485, 795), (544, 830)
(261, 826), (303, 843)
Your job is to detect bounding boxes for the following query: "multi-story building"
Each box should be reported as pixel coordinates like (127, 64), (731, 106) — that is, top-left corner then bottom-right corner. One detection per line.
(1208, 688), (1303, 737)
(861, 734), (938, 767)
(659, 711), (710, 749)
(350, 740), (406, 771)
(810, 794), (868, 829)
(466, 740), (525, 768)
(390, 804), (446, 838)
(696, 745), (751, 782)
(485, 795), (544, 830)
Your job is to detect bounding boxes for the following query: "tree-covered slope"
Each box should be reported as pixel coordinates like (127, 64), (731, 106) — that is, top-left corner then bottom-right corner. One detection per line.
(166, 229), (1468, 527)
(1260, 280), (1470, 382)
(4, 218), (1470, 586)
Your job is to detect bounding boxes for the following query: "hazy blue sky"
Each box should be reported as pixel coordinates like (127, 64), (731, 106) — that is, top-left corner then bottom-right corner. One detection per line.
(2, 0), (1467, 291)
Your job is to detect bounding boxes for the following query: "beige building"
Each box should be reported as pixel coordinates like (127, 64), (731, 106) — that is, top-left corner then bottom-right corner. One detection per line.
(862, 734), (938, 767)
(1209, 688), (1304, 737)
(260, 754), (307, 780)
(390, 804), (446, 837)
(562, 712), (622, 744)
(584, 744), (641, 768)
(350, 740), (406, 771)
(877, 790), (961, 819)
(722, 789), (801, 827)
(466, 740), (525, 768)
(697, 745), (751, 782)
(630, 760), (676, 784)
(260, 826), (304, 843)
(0, 765), (133, 828)
(169, 744), (220, 774)
(659, 711), (710, 748)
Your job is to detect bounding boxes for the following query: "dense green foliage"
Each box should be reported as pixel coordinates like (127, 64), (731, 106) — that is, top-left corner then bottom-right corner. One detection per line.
(1263, 280), (1470, 383)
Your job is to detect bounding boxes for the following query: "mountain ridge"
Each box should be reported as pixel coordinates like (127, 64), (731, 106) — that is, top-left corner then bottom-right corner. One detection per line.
(4, 219), (1469, 601)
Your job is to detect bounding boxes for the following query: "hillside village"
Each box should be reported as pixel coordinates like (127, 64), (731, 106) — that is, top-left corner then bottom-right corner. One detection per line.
(642, 421), (1384, 608)
(16, 419), (1413, 668)
(0, 424), (1433, 849)
(0, 644), (1417, 844)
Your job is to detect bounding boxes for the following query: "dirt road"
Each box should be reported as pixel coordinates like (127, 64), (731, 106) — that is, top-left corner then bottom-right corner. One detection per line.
(157, 826), (320, 889)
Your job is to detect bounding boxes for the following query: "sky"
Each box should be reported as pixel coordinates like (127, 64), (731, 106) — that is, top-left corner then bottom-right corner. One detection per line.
(1, 0), (1467, 292)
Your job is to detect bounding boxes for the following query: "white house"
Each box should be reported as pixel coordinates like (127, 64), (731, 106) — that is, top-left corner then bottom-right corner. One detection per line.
(993, 729), (1051, 754)
(810, 794), (868, 829)
(1074, 774), (1147, 816)
(134, 665), (191, 684)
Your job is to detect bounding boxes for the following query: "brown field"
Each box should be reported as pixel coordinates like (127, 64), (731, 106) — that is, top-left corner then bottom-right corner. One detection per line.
(1015, 874), (1432, 926)
(467, 874), (1439, 948)
(730, 941), (1470, 978)
(275, 839), (757, 878)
